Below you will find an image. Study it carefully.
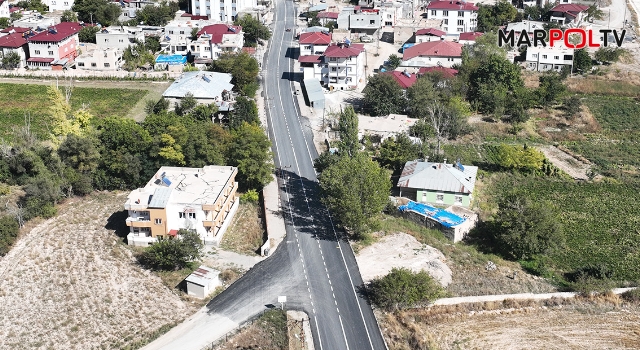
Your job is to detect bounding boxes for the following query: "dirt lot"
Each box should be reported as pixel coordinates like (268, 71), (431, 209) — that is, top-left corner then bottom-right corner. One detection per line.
(378, 295), (640, 350)
(0, 192), (193, 350)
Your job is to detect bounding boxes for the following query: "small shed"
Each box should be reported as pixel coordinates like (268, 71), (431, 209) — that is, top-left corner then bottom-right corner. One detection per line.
(185, 265), (220, 298)
(303, 78), (325, 113)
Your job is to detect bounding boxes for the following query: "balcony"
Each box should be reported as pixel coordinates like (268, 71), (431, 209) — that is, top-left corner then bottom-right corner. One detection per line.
(202, 203), (217, 211)
(202, 220), (214, 227)
(126, 216), (152, 227)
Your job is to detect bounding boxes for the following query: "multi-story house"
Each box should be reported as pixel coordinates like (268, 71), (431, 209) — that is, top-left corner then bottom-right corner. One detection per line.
(26, 22), (81, 70)
(349, 8), (382, 34)
(161, 19), (218, 55)
(401, 40), (462, 68)
(189, 0), (257, 22)
(0, 30), (32, 68)
(425, 0), (478, 34)
(415, 27), (446, 43)
(321, 42), (366, 90)
(0, 0), (9, 18)
(193, 24), (243, 59)
(95, 26), (145, 50)
(13, 14), (59, 30)
(525, 45), (574, 72)
(162, 71), (235, 111)
(46, 0), (73, 12)
(124, 166), (239, 247)
(549, 3), (588, 24)
(317, 11), (339, 26)
(75, 47), (121, 70)
(298, 31), (331, 56)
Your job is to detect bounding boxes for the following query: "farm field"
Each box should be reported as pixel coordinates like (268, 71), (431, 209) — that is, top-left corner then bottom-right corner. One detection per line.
(0, 83), (148, 141)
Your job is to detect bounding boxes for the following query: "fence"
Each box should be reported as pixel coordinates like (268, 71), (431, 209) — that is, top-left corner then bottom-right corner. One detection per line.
(198, 309), (269, 350)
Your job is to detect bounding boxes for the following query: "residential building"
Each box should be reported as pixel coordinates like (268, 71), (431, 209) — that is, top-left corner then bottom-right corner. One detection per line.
(185, 266), (221, 298)
(549, 3), (588, 24)
(425, 0), (478, 34)
(299, 54), (324, 81)
(0, 0), (9, 18)
(418, 65), (458, 78)
(46, 0), (73, 12)
(322, 42), (366, 90)
(95, 26), (145, 50)
(458, 31), (482, 44)
(415, 27), (446, 43)
(13, 14), (59, 30)
(504, 20), (545, 34)
(298, 31), (331, 56)
(0, 31), (31, 68)
(381, 70), (417, 89)
(0, 26), (32, 37)
(124, 165), (239, 246)
(161, 19), (218, 55)
(349, 8), (382, 34)
(193, 24), (243, 59)
(189, 0), (258, 22)
(113, 0), (155, 22)
(317, 11), (339, 26)
(162, 71), (235, 111)
(75, 47), (121, 70)
(401, 40), (462, 68)
(27, 22), (81, 70)
(397, 160), (478, 208)
(525, 45), (574, 72)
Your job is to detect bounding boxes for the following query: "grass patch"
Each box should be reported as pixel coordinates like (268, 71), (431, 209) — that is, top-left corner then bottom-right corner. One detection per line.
(566, 77), (640, 97)
(156, 266), (197, 291)
(0, 83), (147, 141)
(217, 309), (288, 350)
(220, 201), (265, 255)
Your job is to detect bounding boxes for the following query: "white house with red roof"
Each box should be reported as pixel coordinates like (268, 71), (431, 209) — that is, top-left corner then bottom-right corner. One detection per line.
(402, 41), (462, 68)
(299, 41), (366, 90)
(298, 31), (331, 56)
(415, 28), (446, 43)
(317, 11), (339, 26)
(46, 0), (74, 12)
(161, 19), (218, 55)
(0, 0), (9, 18)
(381, 70), (418, 89)
(27, 22), (81, 70)
(192, 24), (243, 60)
(458, 31), (483, 44)
(426, 0), (478, 34)
(95, 26), (145, 51)
(0, 30), (31, 68)
(549, 4), (589, 24)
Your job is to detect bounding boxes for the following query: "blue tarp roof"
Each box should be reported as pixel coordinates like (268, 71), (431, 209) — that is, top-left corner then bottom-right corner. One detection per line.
(399, 200), (466, 228)
(155, 55), (187, 65)
(401, 43), (414, 52)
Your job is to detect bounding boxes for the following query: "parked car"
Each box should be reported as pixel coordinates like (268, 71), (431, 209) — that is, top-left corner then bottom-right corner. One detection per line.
(360, 35), (373, 43)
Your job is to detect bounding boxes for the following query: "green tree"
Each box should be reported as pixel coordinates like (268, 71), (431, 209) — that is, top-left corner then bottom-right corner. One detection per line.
(16, 0), (48, 13)
(313, 151), (340, 173)
(145, 97), (170, 115)
(467, 54), (524, 115)
(122, 40), (155, 71)
(0, 17), (11, 29)
(536, 72), (566, 107)
(61, 9), (78, 22)
(585, 5), (604, 21)
(318, 152), (391, 236)
(209, 52), (259, 96)
(234, 14), (271, 47)
(1, 51), (21, 69)
(228, 122), (274, 190)
(492, 194), (563, 260)
(594, 47), (626, 63)
(386, 54), (401, 70)
(174, 92), (198, 116)
(378, 133), (420, 171)
(476, 0), (517, 32)
(72, 0), (122, 26)
(406, 76), (439, 118)
(134, 1), (178, 26)
(337, 106), (359, 157)
(189, 103), (218, 122)
(363, 74), (405, 116)
(523, 5), (543, 20)
(0, 216), (19, 256)
(183, 123), (230, 167)
(58, 134), (100, 174)
(95, 116), (151, 154)
(145, 36), (161, 53)
(229, 96), (259, 129)
(573, 48), (592, 73)
(140, 229), (203, 270)
(486, 143), (545, 173)
(367, 268), (445, 311)
(563, 95), (582, 118)
(307, 11), (321, 27)
(78, 26), (100, 43)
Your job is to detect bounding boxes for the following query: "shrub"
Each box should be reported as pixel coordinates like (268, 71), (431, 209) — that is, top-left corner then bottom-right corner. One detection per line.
(240, 189), (260, 203)
(621, 288), (640, 303)
(367, 267), (445, 311)
(0, 216), (19, 256)
(139, 229), (203, 270)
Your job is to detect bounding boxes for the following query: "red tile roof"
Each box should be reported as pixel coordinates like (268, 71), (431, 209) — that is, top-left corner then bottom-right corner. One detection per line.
(181, 12), (209, 20)
(458, 31), (483, 41)
(1, 26), (31, 34)
(299, 31), (332, 45)
(323, 43), (364, 58)
(382, 70), (418, 89)
(418, 66), (459, 78)
(427, 0), (478, 11)
(27, 57), (54, 63)
(403, 41), (462, 60)
(317, 11), (340, 19)
(197, 24), (242, 44)
(0, 32), (27, 48)
(168, 229), (178, 237)
(551, 3), (589, 16)
(416, 28), (446, 37)
(298, 55), (322, 63)
(28, 22), (81, 43)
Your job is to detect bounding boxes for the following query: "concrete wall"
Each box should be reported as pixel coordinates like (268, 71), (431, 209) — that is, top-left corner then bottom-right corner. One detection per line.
(187, 282), (206, 298)
(401, 208), (476, 243)
(416, 190), (470, 207)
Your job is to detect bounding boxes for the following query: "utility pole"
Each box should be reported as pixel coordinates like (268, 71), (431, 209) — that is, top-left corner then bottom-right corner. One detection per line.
(90, 12), (93, 25)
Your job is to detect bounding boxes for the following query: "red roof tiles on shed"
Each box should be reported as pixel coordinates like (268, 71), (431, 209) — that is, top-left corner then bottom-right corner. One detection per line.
(298, 55), (322, 63)
(427, 0), (478, 11)
(550, 3), (589, 16)
(403, 41), (462, 60)
(323, 43), (364, 58)
(382, 70), (418, 89)
(415, 28), (446, 37)
(0, 26), (31, 34)
(458, 31), (483, 41)
(0, 32), (27, 48)
(317, 11), (340, 19)
(299, 31), (332, 45)
(28, 22), (81, 43)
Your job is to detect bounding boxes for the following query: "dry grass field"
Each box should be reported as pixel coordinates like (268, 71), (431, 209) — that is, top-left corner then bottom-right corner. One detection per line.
(220, 201), (265, 256)
(378, 294), (640, 350)
(0, 192), (195, 350)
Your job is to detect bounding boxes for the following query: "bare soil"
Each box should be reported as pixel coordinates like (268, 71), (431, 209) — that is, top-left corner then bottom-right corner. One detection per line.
(220, 201), (265, 256)
(538, 145), (593, 180)
(0, 192), (193, 350)
(378, 294), (640, 350)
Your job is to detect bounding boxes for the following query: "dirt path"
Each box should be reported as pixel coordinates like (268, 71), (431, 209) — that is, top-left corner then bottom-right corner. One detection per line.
(0, 77), (172, 122)
(537, 145), (592, 180)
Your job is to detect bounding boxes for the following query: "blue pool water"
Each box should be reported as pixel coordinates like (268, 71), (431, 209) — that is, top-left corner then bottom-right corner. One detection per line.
(398, 201), (466, 228)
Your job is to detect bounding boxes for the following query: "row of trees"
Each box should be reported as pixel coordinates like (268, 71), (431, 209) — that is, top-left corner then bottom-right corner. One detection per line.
(71, 0), (178, 27)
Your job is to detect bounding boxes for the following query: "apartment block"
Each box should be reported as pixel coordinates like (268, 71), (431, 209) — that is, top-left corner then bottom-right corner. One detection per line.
(190, 0), (257, 22)
(425, 0), (478, 34)
(124, 166), (239, 247)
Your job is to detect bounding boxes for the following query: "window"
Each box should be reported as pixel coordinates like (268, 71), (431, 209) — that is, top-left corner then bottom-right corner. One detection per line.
(51, 1), (56, 4)
(119, 39), (123, 43)
(458, 11), (464, 17)
(443, 19), (448, 25)
(444, 27), (448, 31)
(457, 27), (463, 32)
(205, 47), (210, 51)
(169, 31), (174, 34)
(304, 45), (311, 50)
(542, 54), (548, 59)
(458, 19), (464, 25)
(564, 54), (573, 60)
(331, 67), (337, 71)
(179, 31), (185, 34)
(330, 57), (337, 61)
(104, 52), (108, 57)
(370, 20), (375, 24)
(91, 62), (96, 67)
(78, 62), (84, 67)
(188, 212), (196, 219)
(179, 212), (186, 218)
(532, 54), (538, 58)
(436, 194), (444, 202)
(191, 45), (196, 51)
(431, 10), (436, 16)
(455, 195), (463, 204)
(48, 51), (54, 55)
(104, 63), (110, 67)
(64, 1), (68, 5)
(35, 50), (40, 54)
(155, 218), (162, 225)
(554, 55), (559, 60)
(443, 10), (449, 16)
